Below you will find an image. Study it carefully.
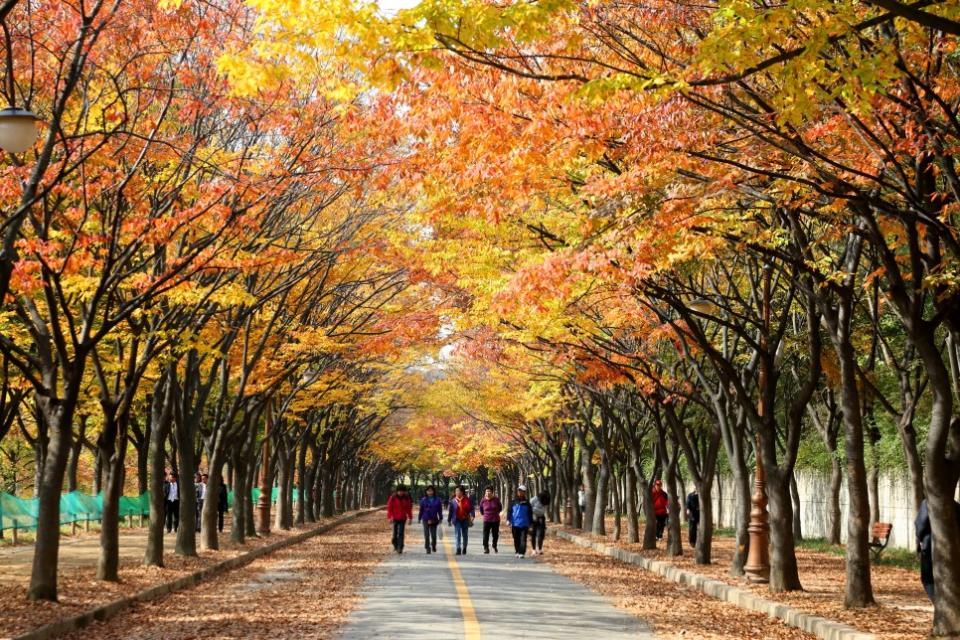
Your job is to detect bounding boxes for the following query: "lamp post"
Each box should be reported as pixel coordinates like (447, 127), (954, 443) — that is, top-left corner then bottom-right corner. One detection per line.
(688, 293), (770, 583)
(256, 402), (273, 536)
(743, 266), (772, 583)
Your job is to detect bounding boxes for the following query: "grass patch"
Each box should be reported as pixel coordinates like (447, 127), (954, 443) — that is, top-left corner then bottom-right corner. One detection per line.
(795, 536), (920, 570)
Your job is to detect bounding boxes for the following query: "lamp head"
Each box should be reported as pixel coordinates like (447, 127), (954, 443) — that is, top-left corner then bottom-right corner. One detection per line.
(0, 107), (41, 154)
(687, 298), (716, 314)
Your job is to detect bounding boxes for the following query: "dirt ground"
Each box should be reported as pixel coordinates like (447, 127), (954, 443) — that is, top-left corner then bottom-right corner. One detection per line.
(0, 513), (376, 639)
(560, 519), (931, 640)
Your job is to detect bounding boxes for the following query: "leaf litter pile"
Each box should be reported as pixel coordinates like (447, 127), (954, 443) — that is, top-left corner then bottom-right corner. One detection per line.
(557, 521), (930, 640)
(55, 514), (388, 640)
(0, 515), (390, 640)
(540, 532), (813, 640)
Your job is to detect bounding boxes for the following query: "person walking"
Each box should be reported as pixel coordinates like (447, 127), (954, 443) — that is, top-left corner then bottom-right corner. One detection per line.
(685, 488), (700, 548)
(652, 479), (669, 541)
(195, 473), (207, 532)
(164, 472), (180, 533)
(479, 486), (503, 554)
(508, 485), (533, 558)
(418, 485), (443, 554)
(529, 490), (550, 555)
(447, 485), (474, 555)
(217, 476), (229, 533)
(387, 484), (413, 553)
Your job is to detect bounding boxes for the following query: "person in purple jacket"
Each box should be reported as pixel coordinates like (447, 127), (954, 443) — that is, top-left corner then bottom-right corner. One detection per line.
(418, 485), (444, 554)
(479, 486), (503, 554)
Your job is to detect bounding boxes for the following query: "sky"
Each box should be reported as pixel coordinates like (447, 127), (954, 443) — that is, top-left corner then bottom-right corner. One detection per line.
(376, 0), (421, 16)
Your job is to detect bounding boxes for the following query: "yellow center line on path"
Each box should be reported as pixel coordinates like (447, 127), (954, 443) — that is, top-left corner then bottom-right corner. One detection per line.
(442, 529), (482, 640)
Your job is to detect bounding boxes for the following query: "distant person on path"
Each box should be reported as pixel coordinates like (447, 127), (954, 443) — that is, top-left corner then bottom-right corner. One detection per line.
(652, 480), (669, 541)
(448, 485), (474, 555)
(530, 490), (551, 555)
(915, 497), (960, 601)
(387, 485), (413, 554)
(479, 486), (503, 554)
(418, 485), (443, 554)
(685, 489), (700, 548)
(217, 476), (229, 533)
(508, 485), (533, 558)
(164, 472), (180, 533)
(195, 473), (207, 532)
(578, 484), (586, 520)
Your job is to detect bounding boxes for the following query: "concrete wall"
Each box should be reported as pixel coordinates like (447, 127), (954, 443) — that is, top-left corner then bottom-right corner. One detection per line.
(711, 471), (920, 550)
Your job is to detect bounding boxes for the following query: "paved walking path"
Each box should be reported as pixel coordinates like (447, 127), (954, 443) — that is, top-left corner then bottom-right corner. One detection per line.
(338, 523), (654, 640)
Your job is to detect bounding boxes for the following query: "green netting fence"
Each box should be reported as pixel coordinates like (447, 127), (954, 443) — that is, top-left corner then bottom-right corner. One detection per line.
(0, 487), (295, 532)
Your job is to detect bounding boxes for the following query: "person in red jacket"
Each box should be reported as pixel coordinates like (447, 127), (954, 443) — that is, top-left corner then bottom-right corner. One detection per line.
(652, 479), (669, 541)
(387, 484), (413, 553)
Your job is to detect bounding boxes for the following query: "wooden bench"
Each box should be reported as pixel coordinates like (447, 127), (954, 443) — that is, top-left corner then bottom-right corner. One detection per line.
(869, 522), (893, 561)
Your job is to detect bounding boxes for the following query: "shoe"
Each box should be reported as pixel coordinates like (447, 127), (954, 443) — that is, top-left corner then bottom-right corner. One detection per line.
(426, 548), (431, 554)
(484, 549), (489, 554)
(432, 546), (437, 552)
(516, 553), (521, 558)
(455, 549), (462, 556)
(493, 546), (498, 553)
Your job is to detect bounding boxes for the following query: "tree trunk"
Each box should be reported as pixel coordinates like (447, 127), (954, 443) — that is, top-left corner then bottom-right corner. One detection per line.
(97, 432), (126, 581)
(65, 416), (86, 493)
(296, 439), (307, 525)
(696, 481), (714, 565)
(828, 457), (843, 545)
(321, 466), (335, 517)
(612, 470), (622, 541)
(666, 450), (682, 557)
(175, 439), (198, 556)
(626, 464), (639, 544)
(145, 378), (174, 566)
(201, 449), (226, 551)
(730, 468), (750, 576)
(231, 450), (248, 545)
(790, 473), (803, 542)
(28, 393), (78, 601)
(766, 469), (802, 592)
(837, 337), (876, 607)
(592, 451), (609, 536)
(135, 432), (149, 496)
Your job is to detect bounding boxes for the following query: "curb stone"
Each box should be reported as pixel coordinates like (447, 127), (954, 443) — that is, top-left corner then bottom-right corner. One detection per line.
(13, 509), (378, 640)
(552, 528), (875, 640)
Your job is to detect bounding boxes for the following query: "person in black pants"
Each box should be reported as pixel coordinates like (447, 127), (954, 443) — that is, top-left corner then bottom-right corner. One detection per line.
(386, 485), (413, 553)
(685, 489), (700, 548)
(915, 498), (960, 601)
(529, 490), (550, 555)
(508, 485), (533, 558)
(478, 486), (502, 554)
(217, 476), (229, 533)
(164, 472), (180, 533)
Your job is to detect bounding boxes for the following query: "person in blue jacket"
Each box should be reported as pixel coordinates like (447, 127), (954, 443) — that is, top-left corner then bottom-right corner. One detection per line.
(508, 485), (534, 558)
(419, 485), (444, 554)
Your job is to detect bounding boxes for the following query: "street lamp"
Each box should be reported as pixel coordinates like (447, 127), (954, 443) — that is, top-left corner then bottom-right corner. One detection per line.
(743, 266), (772, 584)
(0, 107), (40, 154)
(687, 293), (771, 583)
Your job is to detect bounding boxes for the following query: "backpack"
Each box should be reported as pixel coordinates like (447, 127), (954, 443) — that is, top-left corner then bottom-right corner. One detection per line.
(511, 501), (531, 527)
